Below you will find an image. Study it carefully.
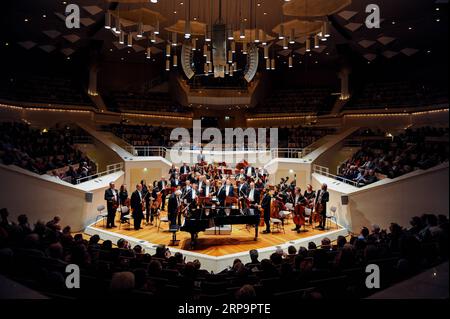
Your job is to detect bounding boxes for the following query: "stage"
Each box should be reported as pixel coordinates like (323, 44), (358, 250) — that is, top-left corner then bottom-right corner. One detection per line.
(85, 213), (348, 272)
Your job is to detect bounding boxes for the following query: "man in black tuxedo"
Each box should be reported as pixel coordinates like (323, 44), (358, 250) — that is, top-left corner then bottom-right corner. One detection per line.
(247, 182), (260, 207)
(168, 190), (182, 227)
(218, 179), (234, 206)
(261, 188), (272, 234)
(245, 165), (256, 178)
(104, 182), (118, 228)
(237, 177), (248, 198)
(130, 184), (145, 230)
(180, 163), (190, 175)
(315, 183), (330, 230)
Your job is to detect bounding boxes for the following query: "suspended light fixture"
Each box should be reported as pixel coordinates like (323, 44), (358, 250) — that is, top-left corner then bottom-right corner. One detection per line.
(240, 21), (245, 39)
(166, 43), (171, 57)
(105, 11), (111, 29)
(172, 32), (177, 46)
(289, 56), (293, 68)
(227, 27), (234, 40)
(204, 63), (208, 74)
(127, 33), (133, 47)
(262, 31), (267, 46)
(151, 32), (156, 43)
(230, 65), (234, 76)
(283, 38), (288, 50)
(151, 0), (158, 3)
(185, 22), (191, 39)
(173, 54), (178, 67)
(279, 24), (285, 40)
(119, 31), (125, 44)
(323, 21), (330, 37)
(137, 22), (144, 38)
(264, 46), (269, 59)
(146, 47), (151, 59)
(205, 25), (211, 42)
(228, 50), (233, 63)
(266, 58), (271, 70)
(206, 51), (211, 64)
(231, 41), (236, 53)
(255, 29), (260, 43)
(114, 17), (121, 34)
(208, 62), (213, 74)
(203, 44), (208, 57)
(314, 34), (320, 48)
(289, 29), (295, 44)
(233, 62), (237, 71)
(225, 64), (229, 75)
(271, 58), (276, 70)
(243, 42), (248, 55)
(306, 38), (311, 52)
(184, 0), (191, 39)
(165, 59), (170, 71)
(191, 38), (197, 51)
(154, 20), (160, 35)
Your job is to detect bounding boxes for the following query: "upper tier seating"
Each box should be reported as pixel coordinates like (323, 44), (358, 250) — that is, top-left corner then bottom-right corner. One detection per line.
(104, 91), (190, 113)
(345, 81), (448, 110)
(0, 74), (94, 107)
(253, 88), (337, 115)
(0, 122), (96, 184)
(338, 127), (449, 186)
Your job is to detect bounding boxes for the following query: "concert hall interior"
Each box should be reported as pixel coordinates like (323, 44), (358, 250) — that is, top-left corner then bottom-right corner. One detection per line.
(0, 0), (448, 302)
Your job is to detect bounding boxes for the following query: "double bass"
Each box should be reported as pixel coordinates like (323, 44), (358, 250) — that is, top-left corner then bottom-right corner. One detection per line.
(293, 204), (306, 227)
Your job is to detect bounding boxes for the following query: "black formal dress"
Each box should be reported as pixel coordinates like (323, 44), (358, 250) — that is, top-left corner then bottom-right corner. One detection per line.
(261, 193), (272, 233)
(157, 180), (167, 210)
(130, 190), (144, 230)
(167, 193), (180, 226)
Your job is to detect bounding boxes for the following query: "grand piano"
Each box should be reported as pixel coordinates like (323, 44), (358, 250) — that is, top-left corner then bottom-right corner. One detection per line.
(180, 207), (260, 249)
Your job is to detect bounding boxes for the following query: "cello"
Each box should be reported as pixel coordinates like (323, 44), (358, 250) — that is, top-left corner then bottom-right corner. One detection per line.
(293, 204), (306, 227)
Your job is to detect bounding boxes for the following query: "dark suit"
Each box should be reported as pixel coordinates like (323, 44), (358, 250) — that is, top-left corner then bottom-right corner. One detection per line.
(245, 166), (256, 177)
(246, 188), (261, 206)
(218, 185), (234, 207)
(167, 193), (180, 226)
(104, 188), (118, 228)
(141, 185), (151, 223)
(315, 189), (329, 229)
(261, 193), (272, 232)
(130, 190), (144, 230)
(180, 166), (190, 175)
(237, 183), (249, 198)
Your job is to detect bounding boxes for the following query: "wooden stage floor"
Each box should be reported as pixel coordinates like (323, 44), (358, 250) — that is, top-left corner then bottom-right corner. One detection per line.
(89, 213), (342, 257)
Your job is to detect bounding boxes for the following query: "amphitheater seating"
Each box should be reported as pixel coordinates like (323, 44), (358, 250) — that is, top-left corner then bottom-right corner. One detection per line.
(338, 127), (449, 186)
(0, 74), (94, 107)
(0, 122), (96, 183)
(0, 211), (447, 300)
(104, 91), (190, 113)
(345, 80), (448, 110)
(254, 88), (337, 115)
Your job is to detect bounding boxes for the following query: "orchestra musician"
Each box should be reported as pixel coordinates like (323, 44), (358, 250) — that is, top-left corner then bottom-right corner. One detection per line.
(200, 179), (215, 197)
(157, 177), (168, 211)
(180, 162), (190, 175)
(118, 184), (129, 222)
(246, 165), (256, 178)
(140, 180), (151, 223)
(261, 188), (272, 234)
(247, 182), (261, 207)
(104, 182), (118, 228)
(218, 179), (234, 206)
(168, 190), (182, 227)
(236, 169), (246, 181)
(130, 184), (145, 230)
(169, 164), (177, 178)
(291, 187), (307, 233)
(170, 173), (181, 188)
(237, 177), (248, 197)
(315, 183), (330, 230)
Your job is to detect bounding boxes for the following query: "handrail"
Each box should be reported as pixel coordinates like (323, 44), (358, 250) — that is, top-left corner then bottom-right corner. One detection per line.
(76, 162), (124, 184)
(124, 146), (313, 159)
(313, 164), (359, 187)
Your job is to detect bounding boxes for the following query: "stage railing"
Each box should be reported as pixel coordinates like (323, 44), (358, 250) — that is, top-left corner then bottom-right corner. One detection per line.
(124, 146), (312, 160)
(313, 164), (359, 187)
(76, 163), (124, 184)
(125, 146), (168, 157)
